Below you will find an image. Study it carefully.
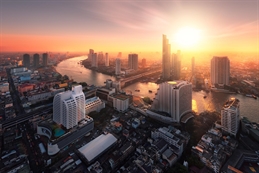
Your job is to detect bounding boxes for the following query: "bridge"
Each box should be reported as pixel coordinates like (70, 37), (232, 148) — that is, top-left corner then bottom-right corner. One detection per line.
(120, 69), (161, 88)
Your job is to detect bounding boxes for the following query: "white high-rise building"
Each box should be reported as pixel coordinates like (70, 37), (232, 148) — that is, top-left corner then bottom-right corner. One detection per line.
(211, 56), (230, 86)
(105, 53), (109, 66)
(115, 58), (121, 75)
(53, 85), (85, 129)
(128, 54), (138, 70)
(221, 98), (240, 136)
(151, 81), (192, 122)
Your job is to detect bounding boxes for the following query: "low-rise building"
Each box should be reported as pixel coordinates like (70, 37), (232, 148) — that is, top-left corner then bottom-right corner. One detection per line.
(85, 96), (105, 114)
(110, 94), (130, 112)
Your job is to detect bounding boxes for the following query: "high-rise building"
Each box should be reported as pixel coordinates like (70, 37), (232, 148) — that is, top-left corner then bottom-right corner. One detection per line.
(91, 53), (98, 67)
(98, 52), (104, 65)
(33, 53), (40, 68)
(42, 53), (48, 66)
(89, 49), (94, 62)
(151, 81), (192, 122)
(128, 54), (138, 70)
(171, 50), (181, 80)
(192, 57), (195, 76)
(53, 85), (85, 129)
(221, 98), (240, 136)
(142, 58), (146, 68)
(23, 54), (30, 68)
(105, 53), (109, 66)
(115, 58), (121, 75)
(162, 35), (171, 80)
(211, 56), (230, 86)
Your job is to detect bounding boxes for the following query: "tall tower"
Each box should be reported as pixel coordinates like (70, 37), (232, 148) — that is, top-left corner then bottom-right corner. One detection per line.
(211, 56), (230, 86)
(115, 58), (121, 75)
(91, 53), (98, 67)
(142, 58), (146, 68)
(162, 35), (171, 80)
(23, 54), (30, 68)
(192, 57), (195, 76)
(33, 54), (40, 68)
(128, 54), (138, 70)
(42, 53), (48, 66)
(53, 85), (85, 129)
(221, 98), (240, 136)
(151, 81), (192, 122)
(105, 53), (109, 66)
(89, 49), (94, 62)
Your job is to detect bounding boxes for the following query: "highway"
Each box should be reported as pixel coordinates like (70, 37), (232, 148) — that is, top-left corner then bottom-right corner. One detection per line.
(2, 105), (53, 129)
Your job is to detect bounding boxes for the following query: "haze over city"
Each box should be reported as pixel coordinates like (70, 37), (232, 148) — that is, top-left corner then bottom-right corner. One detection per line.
(1, 0), (258, 54)
(1, 1), (259, 173)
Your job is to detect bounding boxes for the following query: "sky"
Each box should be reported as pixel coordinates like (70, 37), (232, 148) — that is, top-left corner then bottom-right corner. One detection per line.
(0, 0), (258, 53)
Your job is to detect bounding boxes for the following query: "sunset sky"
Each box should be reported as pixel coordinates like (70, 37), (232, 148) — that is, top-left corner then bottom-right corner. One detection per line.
(0, 0), (258, 53)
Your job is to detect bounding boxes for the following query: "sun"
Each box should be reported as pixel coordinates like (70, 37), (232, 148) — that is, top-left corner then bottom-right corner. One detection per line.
(174, 27), (201, 48)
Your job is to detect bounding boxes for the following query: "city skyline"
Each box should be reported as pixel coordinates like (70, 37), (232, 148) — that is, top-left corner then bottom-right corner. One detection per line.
(1, 0), (258, 53)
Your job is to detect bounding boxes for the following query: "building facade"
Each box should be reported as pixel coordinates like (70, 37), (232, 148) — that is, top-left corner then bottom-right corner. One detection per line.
(33, 54), (40, 68)
(115, 58), (121, 75)
(105, 53), (109, 66)
(151, 81), (192, 122)
(23, 54), (30, 68)
(53, 85), (85, 129)
(42, 53), (48, 66)
(211, 56), (230, 86)
(221, 98), (240, 136)
(128, 54), (138, 70)
(85, 96), (105, 115)
(162, 35), (171, 80)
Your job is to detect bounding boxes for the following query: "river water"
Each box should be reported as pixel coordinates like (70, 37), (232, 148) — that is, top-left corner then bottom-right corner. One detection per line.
(56, 56), (259, 122)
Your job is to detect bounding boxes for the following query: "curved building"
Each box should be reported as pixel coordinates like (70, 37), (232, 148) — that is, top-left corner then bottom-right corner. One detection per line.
(53, 85), (85, 129)
(151, 81), (192, 122)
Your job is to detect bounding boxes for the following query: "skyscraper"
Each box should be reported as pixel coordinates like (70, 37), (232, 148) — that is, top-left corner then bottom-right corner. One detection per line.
(115, 58), (121, 75)
(91, 53), (98, 67)
(98, 52), (104, 65)
(128, 54), (138, 70)
(142, 58), (146, 68)
(192, 57), (195, 76)
(162, 35), (171, 80)
(211, 56), (230, 86)
(171, 50), (181, 80)
(89, 49), (94, 62)
(105, 53), (109, 66)
(221, 98), (240, 136)
(151, 81), (192, 122)
(53, 85), (85, 129)
(42, 53), (48, 66)
(33, 53), (40, 68)
(23, 54), (30, 68)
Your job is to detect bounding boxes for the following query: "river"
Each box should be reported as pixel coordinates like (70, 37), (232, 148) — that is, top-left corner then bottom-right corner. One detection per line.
(56, 56), (259, 122)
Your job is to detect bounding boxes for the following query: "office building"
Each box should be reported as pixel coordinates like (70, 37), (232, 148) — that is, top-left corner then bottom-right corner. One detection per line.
(211, 56), (230, 86)
(110, 94), (130, 112)
(89, 49), (94, 62)
(23, 54), (30, 68)
(162, 35), (171, 80)
(151, 81), (192, 122)
(192, 57), (195, 76)
(33, 54), (40, 68)
(171, 50), (181, 80)
(42, 53), (48, 66)
(98, 52), (104, 65)
(221, 98), (240, 136)
(85, 96), (105, 115)
(53, 85), (85, 129)
(91, 53), (98, 67)
(128, 54), (138, 70)
(105, 53), (109, 66)
(115, 58), (121, 75)
(142, 58), (146, 68)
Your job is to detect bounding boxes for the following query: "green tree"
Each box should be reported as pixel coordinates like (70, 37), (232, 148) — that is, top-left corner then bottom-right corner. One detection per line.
(143, 97), (152, 104)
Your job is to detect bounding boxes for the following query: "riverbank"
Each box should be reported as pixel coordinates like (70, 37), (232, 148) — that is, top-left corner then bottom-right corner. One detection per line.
(81, 59), (116, 77)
